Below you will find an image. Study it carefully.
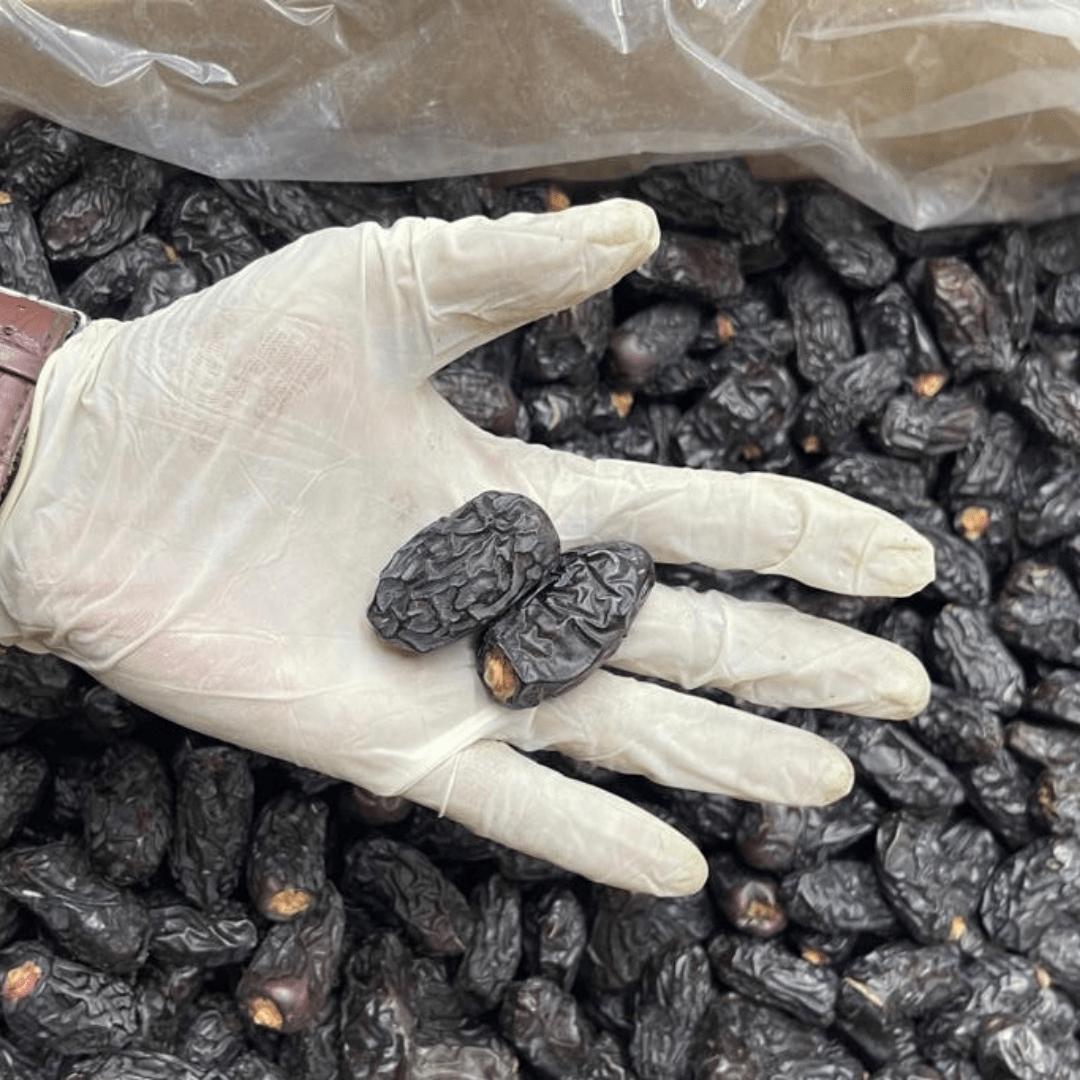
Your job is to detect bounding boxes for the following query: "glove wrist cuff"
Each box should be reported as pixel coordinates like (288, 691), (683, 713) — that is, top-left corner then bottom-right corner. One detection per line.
(0, 287), (84, 505)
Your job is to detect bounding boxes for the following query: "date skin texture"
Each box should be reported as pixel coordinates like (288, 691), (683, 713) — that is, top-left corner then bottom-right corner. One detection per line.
(367, 490), (561, 653)
(478, 541), (655, 709)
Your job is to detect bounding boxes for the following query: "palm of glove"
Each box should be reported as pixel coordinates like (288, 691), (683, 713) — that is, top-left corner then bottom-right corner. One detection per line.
(0, 202), (934, 894)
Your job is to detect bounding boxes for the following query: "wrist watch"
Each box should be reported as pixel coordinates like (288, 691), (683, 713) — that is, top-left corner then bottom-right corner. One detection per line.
(0, 286), (85, 505)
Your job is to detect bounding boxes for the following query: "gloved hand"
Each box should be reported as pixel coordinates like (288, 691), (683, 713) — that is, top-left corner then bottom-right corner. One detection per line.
(0, 200), (934, 896)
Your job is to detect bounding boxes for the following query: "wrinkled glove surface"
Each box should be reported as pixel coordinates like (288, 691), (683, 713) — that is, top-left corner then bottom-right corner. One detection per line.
(0, 201), (934, 895)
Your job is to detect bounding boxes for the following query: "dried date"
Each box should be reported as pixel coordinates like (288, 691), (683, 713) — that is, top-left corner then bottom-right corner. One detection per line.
(781, 859), (899, 936)
(791, 186), (896, 290)
(0, 117), (84, 208)
(993, 559), (1080, 666)
(0, 190), (59, 301)
(457, 874), (522, 1011)
(236, 884), (345, 1034)
(630, 942), (714, 1080)
(124, 259), (201, 319)
(947, 412), (1026, 501)
(977, 225), (1037, 347)
(217, 179), (334, 243)
(875, 810), (1001, 944)
(875, 389), (986, 459)
(814, 451), (931, 515)
(523, 886), (588, 991)
(1017, 470), (1080, 547)
(431, 365), (529, 438)
(908, 685), (1003, 766)
(169, 744), (254, 912)
(368, 490), (560, 654)
(1004, 351), (1080, 449)
(628, 229), (743, 305)
(39, 149), (163, 262)
(708, 933), (836, 1027)
(0, 747), (47, 848)
(585, 885), (715, 994)
(929, 605), (1026, 714)
(1027, 669), (1080, 727)
(0, 839), (151, 973)
(0, 941), (139, 1057)
(245, 792), (328, 922)
(156, 179), (267, 284)
(148, 899), (259, 969)
(84, 740), (172, 887)
(826, 715), (966, 811)
(980, 836), (1080, 953)
(707, 851), (786, 938)
(478, 541), (654, 708)
(343, 835), (475, 957)
(784, 260), (856, 383)
(923, 256), (1015, 379)
(177, 994), (246, 1073)
(606, 302), (701, 391)
(671, 357), (798, 470)
(796, 348), (906, 452)
(522, 382), (589, 443)
(64, 234), (178, 315)
(856, 281), (944, 373)
(501, 976), (598, 1078)
(633, 158), (785, 248)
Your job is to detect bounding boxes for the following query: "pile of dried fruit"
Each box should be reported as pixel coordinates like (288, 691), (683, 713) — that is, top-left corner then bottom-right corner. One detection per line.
(1, 115), (1080, 1078)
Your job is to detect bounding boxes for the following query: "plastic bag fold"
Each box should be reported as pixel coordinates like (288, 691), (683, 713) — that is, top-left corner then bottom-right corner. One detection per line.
(2, 1), (1080, 227)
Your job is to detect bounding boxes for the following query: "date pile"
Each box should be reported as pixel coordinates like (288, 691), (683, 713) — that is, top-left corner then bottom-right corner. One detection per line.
(366, 490), (655, 709)
(5, 115), (1080, 1078)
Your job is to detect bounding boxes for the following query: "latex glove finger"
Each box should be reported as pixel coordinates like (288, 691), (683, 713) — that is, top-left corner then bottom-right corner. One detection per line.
(511, 452), (934, 597)
(504, 669), (855, 807)
(611, 584), (930, 719)
(404, 740), (708, 897)
(243, 200), (658, 383)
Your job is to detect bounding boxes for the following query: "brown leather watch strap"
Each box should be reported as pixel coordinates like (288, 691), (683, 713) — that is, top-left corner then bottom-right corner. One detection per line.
(0, 287), (83, 505)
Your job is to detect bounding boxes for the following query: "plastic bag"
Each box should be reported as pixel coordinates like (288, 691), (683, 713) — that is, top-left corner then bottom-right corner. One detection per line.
(2, 0), (1080, 229)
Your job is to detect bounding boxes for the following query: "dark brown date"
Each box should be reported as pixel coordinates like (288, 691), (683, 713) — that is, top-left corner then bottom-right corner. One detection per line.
(0, 190), (59, 301)
(169, 744), (254, 912)
(246, 792), (328, 922)
(791, 186), (896, 290)
(84, 740), (172, 887)
(478, 541), (654, 708)
(923, 256), (1015, 379)
(368, 490), (561, 654)
(0, 117), (84, 208)
(38, 149), (163, 262)
(235, 884), (345, 1034)
(0, 839), (151, 973)
(0, 941), (139, 1057)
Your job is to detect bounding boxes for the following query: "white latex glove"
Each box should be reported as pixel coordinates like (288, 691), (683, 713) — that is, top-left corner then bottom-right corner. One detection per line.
(0, 201), (934, 896)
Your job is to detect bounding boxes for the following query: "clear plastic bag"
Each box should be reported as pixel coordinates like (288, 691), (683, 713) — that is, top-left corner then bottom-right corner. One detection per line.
(2, 0), (1080, 228)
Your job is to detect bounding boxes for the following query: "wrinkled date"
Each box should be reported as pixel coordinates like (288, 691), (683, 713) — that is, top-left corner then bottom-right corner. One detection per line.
(478, 541), (655, 708)
(367, 490), (561, 653)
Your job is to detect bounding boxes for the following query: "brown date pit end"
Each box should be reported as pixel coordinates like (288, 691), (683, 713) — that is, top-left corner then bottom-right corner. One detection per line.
(958, 506), (991, 541)
(545, 186), (571, 212)
(248, 996), (284, 1030)
(482, 646), (518, 704)
(716, 313), (738, 345)
(914, 371), (948, 398)
(268, 888), (314, 919)
(3, 960), (42, 1003)
(800, 946), (830, 967)
(610, 390), (634, 419)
